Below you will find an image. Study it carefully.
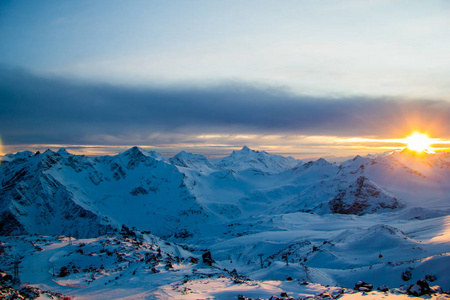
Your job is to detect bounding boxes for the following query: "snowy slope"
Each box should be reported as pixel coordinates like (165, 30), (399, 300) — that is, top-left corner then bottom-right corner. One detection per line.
(360, 150), (450, 210)
(170, 151), (216, 172)
(0, 150), (114, 237)
(1, 228), (448, 299)
(0, 147), (208, 238)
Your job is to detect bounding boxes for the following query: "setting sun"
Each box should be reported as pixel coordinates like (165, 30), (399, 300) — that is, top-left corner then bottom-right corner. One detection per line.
(404, 132), (434, 152)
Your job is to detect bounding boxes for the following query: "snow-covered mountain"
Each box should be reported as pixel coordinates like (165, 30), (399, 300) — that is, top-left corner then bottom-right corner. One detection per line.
(0, 150), (34, 163)
(1, 146), (450, 299)
(212, 146), (301, 173)
(1, 146), (449, 237)
(0, 146), (208, 238)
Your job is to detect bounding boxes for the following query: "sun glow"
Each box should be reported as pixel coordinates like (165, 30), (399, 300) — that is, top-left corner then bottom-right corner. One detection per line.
(404, 132), (434, 152)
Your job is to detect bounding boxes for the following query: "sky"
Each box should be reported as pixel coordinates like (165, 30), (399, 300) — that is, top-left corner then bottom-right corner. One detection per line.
(1, 0), (450, 158)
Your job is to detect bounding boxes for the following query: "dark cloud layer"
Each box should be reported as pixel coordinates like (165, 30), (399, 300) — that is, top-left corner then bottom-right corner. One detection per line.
(1, 66), (449, 146)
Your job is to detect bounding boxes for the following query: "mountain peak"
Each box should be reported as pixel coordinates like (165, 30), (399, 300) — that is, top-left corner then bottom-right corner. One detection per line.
(231, 146), (259, 156)
(43, 149), (55, 156)
(57, 148), (71, 156)
(1, 150), (34, 162)
(175, 151), (189, 157)
(123, 146), (149, 157)
(213, 146), (299, 173)
(171, 151), (214, 170)
(399, 147), (432, 157)
(119, 147), (168, 164)
(352, 155), (363, 161)
(315, 158), (330, 165)
(173, 151), (206, 159)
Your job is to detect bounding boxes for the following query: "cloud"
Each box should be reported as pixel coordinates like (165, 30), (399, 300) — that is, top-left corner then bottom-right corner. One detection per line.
(1, 66), (450, 149)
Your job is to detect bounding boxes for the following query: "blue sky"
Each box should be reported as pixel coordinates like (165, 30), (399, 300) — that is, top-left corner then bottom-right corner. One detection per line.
(1, 0), (450, 157)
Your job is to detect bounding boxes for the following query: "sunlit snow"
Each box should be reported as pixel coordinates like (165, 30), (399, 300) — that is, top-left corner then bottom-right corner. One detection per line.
(0, 146), (449, 299)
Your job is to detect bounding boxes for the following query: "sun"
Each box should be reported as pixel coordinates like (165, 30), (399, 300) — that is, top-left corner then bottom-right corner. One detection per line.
(404, 132), (434, 152)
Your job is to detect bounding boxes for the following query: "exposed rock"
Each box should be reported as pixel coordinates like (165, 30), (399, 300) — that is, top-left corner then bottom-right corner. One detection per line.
(188, 257), (199, 264)
(431, 285), (443, 294)
(354, 281), (373, 292)
(407, 279), (432, 296)
(315, 291), (334, 298)
(202, 251), (214, 266)
(59, 266), (69, 277)
(402, 269), (413, 281)
(377, 285), (389, 292)
(130, 186), (148, 196)
(0, 269), (66, 299)
(329, 176), (402, 215)
(425, 274), (437, 282)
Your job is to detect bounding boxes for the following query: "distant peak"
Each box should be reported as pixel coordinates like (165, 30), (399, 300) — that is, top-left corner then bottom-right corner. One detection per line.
(15, 150), (34, 157)
(57, 148), (70, 155)
(124, 146), (148, 156)
(43, 149), (55, 155)
(352, 155), (363, 161)
(316, 158), (329, 164)
(174, 151), (211, 162)
(399, 147), (432, 157)
(233, 146), (257, 155)
(305, 158), (331, 167)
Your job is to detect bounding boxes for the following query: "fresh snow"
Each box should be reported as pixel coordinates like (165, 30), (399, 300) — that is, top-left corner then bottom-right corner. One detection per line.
(1, 146), (449, 299)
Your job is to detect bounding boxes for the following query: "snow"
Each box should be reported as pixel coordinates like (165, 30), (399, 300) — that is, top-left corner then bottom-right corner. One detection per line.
(0, 146), (449, 299)
(212, 146), (302, 173)
(1, 150), (34, 162)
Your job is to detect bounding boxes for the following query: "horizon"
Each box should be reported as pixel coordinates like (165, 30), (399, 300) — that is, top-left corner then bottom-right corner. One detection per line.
(1, 1), (450, 158)
(2, 144), (449, 164)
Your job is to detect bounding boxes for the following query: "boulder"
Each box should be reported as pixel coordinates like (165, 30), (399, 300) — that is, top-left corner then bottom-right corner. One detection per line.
(354, 281), (373, 292)
(202, 251), (214, 266)
(407, 279), (432, 296)
(377, 285), (389, 292)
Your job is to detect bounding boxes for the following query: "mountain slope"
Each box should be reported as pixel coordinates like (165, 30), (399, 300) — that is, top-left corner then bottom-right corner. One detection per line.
(1, 147), (449, 237)
(1, 147), (450, 298)
(0, 147), (208, 238)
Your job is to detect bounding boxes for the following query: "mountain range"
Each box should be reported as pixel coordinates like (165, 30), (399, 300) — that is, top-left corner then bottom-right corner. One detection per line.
(0, 146), (449, 298)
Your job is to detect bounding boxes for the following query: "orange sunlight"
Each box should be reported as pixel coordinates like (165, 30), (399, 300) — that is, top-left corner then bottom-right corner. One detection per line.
(404, 132), (435, 153)
(429, 216), (450, 244)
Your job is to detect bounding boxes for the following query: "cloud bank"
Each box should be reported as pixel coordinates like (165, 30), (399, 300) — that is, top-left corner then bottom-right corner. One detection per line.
(1, 67), (449, 155)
